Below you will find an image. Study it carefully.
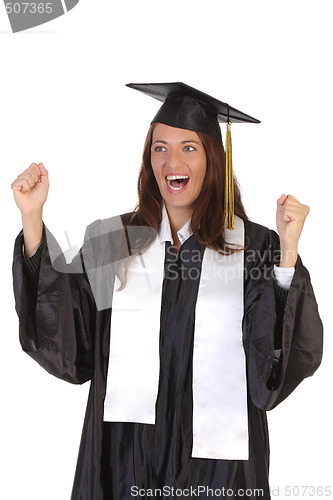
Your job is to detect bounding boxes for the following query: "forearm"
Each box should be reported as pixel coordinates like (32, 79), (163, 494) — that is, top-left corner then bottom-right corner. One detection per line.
(22, 210), (43, 258)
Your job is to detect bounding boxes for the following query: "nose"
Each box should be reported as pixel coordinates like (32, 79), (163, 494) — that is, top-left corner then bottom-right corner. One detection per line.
(166, 148), (183, 171)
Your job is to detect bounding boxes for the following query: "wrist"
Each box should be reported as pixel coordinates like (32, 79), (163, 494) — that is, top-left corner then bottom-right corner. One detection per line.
(279, 244), (298, 268)
(21, 208), (43, 222)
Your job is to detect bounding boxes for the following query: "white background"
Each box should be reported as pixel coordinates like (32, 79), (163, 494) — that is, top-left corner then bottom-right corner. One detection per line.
(1, 1), (332, 499)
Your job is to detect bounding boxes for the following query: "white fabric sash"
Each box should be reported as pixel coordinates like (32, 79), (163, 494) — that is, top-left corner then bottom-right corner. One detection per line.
(103, 216), (248, 460)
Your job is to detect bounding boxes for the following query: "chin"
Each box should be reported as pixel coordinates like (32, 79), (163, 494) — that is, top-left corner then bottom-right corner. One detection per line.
(165, 198), (192, 210)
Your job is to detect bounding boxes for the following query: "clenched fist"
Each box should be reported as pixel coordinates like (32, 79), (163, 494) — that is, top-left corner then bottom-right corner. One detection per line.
(11, 162), (49, 216)
(11, 162), (49, 257)
(276, 194), (310, 267)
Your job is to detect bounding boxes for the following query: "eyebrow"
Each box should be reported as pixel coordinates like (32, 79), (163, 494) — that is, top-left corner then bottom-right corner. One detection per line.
(151, 140), (201, 145)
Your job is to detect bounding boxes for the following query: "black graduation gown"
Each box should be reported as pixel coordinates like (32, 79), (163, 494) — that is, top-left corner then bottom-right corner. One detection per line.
(12, 217), (323, 500)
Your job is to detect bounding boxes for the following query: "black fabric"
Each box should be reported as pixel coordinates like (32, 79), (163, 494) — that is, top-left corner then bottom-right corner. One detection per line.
(22, 241), (43, 295)
(12, 218), (323, 500)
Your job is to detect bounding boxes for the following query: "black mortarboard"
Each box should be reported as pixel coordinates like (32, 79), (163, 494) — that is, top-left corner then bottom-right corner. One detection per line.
(126, 82), (260, 229)
(126, 82), (260, 141)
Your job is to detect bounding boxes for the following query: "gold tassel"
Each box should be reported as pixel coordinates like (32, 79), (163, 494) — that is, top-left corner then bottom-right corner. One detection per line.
(225, 122), (234, 230)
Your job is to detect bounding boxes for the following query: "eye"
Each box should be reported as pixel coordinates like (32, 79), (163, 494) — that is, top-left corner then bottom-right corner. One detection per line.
(153, 145), (167, 152)
(184, 145), (195, 152)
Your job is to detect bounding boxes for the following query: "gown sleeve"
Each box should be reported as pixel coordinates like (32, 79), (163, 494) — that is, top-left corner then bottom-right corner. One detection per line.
(12, 221), (100, 385)
(242, 220), (323, 411)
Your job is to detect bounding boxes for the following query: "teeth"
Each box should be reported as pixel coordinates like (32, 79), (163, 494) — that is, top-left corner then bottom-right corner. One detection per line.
(166, 175), (189, 181)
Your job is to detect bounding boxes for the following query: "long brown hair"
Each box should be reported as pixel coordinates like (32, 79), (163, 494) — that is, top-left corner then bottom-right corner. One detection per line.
(124, 123), (248, 254)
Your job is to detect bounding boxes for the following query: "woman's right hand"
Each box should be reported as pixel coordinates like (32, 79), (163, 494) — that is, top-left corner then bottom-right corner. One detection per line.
(11, 162), (49, 216)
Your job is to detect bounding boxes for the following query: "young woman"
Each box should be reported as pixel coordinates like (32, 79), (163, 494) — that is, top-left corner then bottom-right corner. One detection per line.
(11, 83), (323, 500)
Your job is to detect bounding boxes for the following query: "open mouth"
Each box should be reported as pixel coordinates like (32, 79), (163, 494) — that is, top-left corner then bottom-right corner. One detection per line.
(166, 175), (190, 191)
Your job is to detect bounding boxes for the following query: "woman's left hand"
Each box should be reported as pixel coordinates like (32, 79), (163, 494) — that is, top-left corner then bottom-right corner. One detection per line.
(276, 194), (310, 267)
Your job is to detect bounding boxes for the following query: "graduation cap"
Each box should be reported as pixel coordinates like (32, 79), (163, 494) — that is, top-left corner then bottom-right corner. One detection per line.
(126, 82), (260, 230)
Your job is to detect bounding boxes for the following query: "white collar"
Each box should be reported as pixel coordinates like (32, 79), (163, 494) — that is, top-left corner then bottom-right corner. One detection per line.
(158, 204), (193, 246)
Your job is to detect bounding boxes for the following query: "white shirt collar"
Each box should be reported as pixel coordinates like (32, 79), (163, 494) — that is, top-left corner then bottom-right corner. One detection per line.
(158, 203), (193, 245)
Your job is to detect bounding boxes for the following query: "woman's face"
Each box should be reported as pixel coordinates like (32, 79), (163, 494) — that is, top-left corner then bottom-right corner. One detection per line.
(151, 123), (207, 214)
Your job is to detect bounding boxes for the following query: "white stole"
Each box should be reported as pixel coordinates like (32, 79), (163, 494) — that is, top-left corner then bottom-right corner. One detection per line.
(103, 216), (248, 460)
